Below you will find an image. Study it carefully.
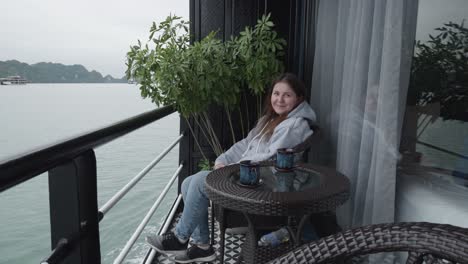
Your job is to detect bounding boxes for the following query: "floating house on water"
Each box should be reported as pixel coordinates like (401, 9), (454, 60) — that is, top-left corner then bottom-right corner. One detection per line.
(0, 76), (29, 85)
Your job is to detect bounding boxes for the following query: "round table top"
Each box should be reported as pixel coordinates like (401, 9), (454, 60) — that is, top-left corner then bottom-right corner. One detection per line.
(205, 162), (350, 216)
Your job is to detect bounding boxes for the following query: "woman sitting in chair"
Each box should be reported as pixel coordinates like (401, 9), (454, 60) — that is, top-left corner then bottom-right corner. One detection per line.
(146, 72), (317, 263)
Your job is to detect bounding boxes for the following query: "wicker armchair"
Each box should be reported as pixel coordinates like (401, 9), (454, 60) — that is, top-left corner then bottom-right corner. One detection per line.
(267, 222), (468, 264)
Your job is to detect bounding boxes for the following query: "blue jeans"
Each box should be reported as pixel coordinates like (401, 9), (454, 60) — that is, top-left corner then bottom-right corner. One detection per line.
(175, 170), (211, 245)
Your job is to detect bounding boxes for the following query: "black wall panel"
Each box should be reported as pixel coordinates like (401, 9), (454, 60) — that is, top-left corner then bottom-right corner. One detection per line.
(179, 0), (317, 190)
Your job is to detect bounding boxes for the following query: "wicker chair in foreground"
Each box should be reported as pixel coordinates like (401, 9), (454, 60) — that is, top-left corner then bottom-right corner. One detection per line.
(267, 222), (468, 264)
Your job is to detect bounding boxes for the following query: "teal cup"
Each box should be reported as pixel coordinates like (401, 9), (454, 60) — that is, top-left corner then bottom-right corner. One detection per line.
(275, 170), (295, 192)
(276, 148), (295, 170)
(239, 160), (260, 185)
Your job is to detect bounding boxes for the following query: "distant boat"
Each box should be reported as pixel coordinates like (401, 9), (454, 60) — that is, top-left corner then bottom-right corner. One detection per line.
(0, 76), (29, 85)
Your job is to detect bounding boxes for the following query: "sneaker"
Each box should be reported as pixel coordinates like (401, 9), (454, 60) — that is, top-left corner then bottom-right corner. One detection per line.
(258, 227), (290, 247)
(146, 232), (188, 255)
(173, 245), (216, 263)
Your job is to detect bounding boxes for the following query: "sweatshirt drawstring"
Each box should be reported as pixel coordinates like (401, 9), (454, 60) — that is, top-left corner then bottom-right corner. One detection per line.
(241, 120), (271, 157)
(255, 133), (267, 153)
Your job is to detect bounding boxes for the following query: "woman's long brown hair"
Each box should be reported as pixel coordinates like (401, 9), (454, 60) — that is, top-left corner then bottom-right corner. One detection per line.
(258, 73), (306, 139)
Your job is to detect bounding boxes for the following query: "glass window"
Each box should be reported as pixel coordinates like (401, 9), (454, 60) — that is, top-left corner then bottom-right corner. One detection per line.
(400, 0), (468, 183)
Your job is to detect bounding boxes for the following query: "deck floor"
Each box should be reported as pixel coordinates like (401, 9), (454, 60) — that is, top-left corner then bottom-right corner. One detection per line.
(153, 209), (246, 264)
(151, 210), (362, 264)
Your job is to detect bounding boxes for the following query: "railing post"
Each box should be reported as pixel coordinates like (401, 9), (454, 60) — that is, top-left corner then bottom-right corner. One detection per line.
(48, 150), (100, 264)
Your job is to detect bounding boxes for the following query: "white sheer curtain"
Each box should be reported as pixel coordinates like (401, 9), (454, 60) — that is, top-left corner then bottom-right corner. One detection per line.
(310, 0), (418, 231)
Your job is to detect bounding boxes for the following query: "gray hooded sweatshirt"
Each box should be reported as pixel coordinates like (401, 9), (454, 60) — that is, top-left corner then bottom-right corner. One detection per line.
(215, 101), (317, 165)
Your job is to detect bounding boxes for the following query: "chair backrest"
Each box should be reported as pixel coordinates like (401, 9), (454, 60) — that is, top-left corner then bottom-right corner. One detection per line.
(291, 124), (321, 162)
(292, 123), (321, 151)
(267, 222), (468, 264)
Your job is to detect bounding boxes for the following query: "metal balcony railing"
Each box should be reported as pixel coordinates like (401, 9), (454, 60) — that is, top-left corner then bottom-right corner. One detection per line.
(0, 105), (185, 264)
(112, 163), (184, 264)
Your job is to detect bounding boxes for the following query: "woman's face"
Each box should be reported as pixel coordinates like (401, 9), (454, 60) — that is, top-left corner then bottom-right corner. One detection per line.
(270, 81), (300, 115)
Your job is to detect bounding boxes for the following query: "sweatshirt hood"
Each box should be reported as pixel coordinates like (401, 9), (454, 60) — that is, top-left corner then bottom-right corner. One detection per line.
(287, 101), (317, 124)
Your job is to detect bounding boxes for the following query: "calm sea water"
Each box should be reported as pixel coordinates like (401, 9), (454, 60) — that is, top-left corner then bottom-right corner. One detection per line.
(0, 83), (180, 264)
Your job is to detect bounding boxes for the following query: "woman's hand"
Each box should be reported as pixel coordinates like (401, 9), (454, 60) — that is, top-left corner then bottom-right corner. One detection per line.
(214, 163), (225, 170)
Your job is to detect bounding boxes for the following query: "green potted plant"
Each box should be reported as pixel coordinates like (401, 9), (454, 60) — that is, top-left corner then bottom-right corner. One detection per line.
(402, 20), (468, 164)
(409, 20), (468, 121)
(126, 13), (286, 163)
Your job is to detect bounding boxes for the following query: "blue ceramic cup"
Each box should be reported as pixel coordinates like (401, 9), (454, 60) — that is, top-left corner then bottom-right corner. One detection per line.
(239, 160), (260, 185)
(276, 148), (295, 170)
(275, 170), (296, 192)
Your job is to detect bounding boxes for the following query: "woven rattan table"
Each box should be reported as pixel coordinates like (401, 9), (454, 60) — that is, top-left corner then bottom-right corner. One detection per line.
(205, 162), (350, 264)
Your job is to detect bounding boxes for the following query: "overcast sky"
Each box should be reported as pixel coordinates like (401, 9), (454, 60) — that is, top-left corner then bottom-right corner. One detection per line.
(0, 0), (188, 78)
(416, 0), (468, 42)
(1, 0), (466, 79)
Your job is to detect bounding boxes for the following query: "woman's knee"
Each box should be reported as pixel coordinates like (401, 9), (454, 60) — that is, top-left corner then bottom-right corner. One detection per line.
(191, 170), (210, 190)
(182, 171), (210, 196)
(181, 175), (193, 197)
